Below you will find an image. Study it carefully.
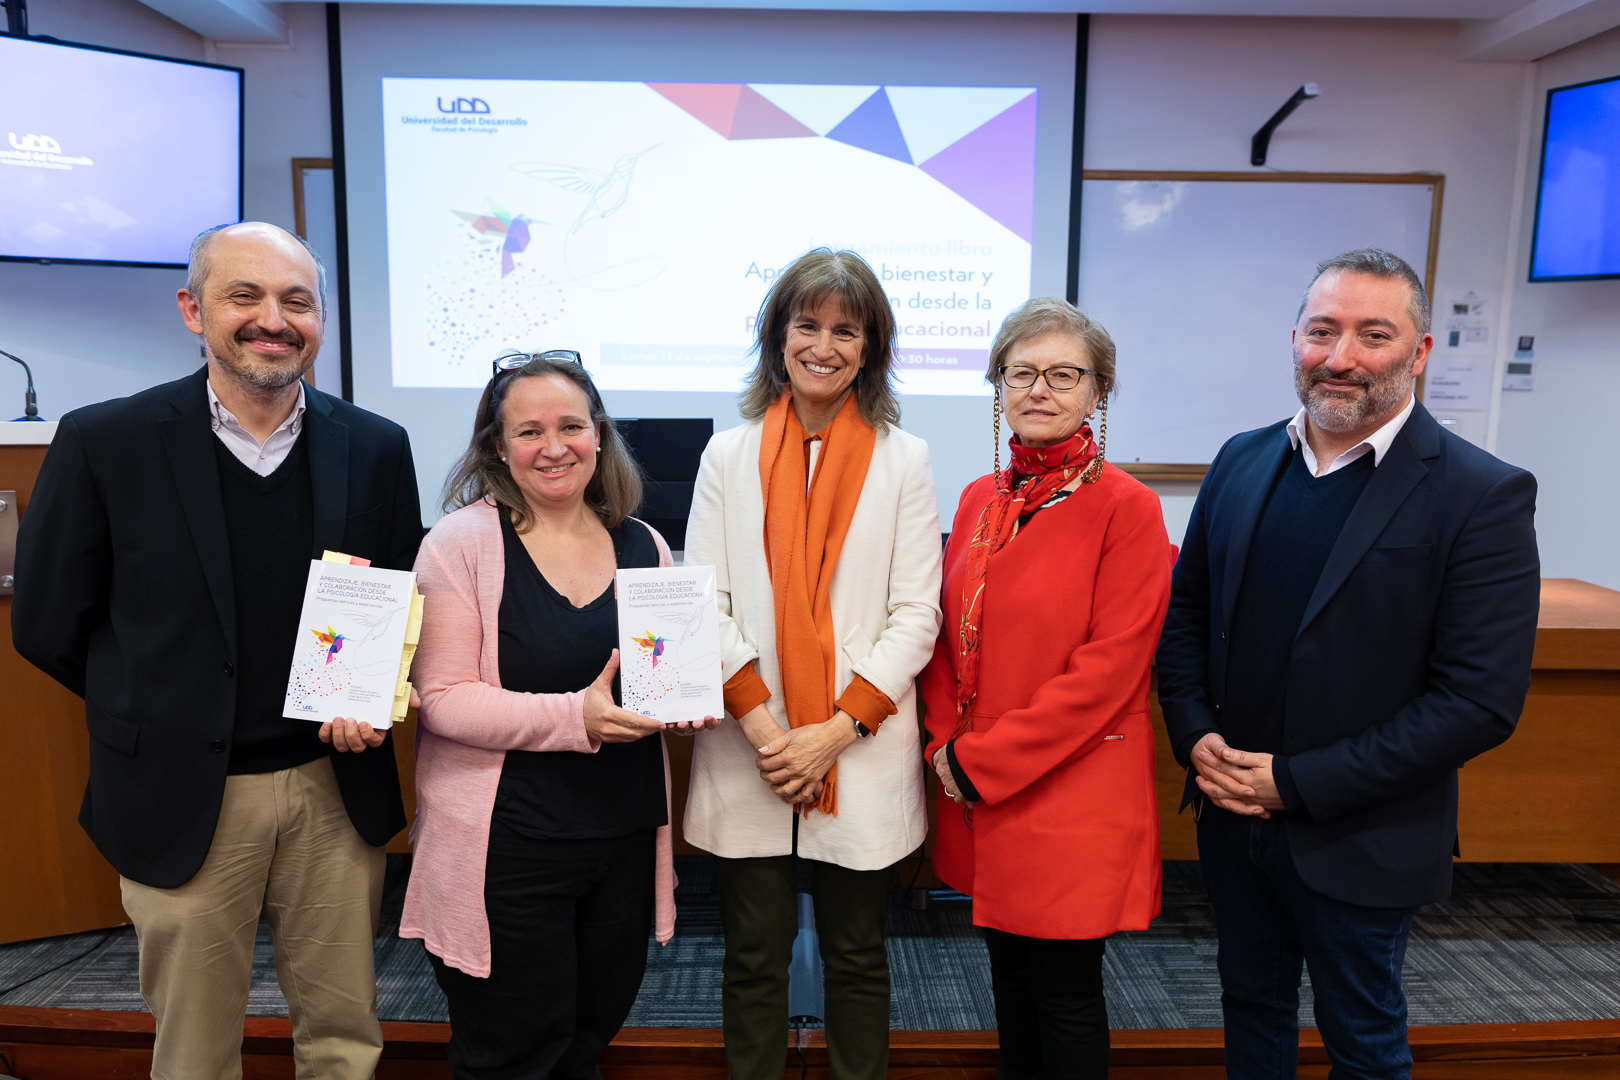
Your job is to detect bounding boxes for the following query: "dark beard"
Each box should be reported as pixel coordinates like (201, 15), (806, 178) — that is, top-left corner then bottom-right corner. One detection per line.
(1293, 348), (1414, 433)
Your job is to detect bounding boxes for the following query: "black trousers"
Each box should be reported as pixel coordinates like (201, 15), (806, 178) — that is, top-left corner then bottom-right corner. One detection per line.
(429, 828), (656, 1080)
(716, 854), (893, 1080)
(983, 927), (1110, 1080)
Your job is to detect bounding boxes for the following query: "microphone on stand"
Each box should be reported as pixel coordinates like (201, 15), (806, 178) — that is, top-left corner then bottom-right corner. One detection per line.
(1, 349), (42, 421)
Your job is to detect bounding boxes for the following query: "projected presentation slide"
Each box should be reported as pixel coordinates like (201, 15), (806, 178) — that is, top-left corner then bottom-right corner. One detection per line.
(1531, 75), (1620, 280)
(382, 78), (1038, 395)
(0, 36), (241, 266)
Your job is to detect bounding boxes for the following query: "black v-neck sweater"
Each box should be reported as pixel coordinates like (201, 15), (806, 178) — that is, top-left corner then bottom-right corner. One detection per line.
(215, 434), (326, 775)
(1224, 448), (1377, 762)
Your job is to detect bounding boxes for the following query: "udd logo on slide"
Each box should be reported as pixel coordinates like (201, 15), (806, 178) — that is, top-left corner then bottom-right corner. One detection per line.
(9, 132), (61, 152)
(3, 131), (95, 170)
(437, 96), (491, 114)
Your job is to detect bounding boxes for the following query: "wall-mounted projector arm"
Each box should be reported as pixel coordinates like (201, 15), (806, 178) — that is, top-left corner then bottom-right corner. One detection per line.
(1, 349), (41, 421)
(1251, 83), (1320, 167)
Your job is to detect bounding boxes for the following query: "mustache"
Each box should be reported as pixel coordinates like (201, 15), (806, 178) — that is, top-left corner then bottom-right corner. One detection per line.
(1306, 366), (1375, 393)
(236, 326), (304, 347)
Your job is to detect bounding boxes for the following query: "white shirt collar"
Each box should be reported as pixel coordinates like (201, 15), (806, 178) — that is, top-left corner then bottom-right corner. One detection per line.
(206, 377), (306, 446)
(1286, 395), (1415, 477)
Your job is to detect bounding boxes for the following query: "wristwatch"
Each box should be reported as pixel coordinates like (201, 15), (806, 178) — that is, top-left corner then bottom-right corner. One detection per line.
(853, 717), (873, 739)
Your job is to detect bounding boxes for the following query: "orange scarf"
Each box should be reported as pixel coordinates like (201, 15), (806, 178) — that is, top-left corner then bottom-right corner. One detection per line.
(759, 392), (876, 817)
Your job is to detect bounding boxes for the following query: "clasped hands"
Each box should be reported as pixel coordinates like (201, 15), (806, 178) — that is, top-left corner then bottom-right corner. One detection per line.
(1191, 731), (1284, 818)
(738, 704), (856, 806)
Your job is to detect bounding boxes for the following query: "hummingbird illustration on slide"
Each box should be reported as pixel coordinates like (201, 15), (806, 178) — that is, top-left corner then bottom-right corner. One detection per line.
(512, 145), (660, 238)
(509, 145), (668, 289)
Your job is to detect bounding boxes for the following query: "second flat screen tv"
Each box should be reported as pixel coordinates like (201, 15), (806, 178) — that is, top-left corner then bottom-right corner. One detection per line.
(1529, 73), (1620, 282)
(0, 35), (242, 268)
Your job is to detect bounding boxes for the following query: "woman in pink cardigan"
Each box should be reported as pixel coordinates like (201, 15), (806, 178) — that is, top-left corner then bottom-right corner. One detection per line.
(401, 352), (716, 1079)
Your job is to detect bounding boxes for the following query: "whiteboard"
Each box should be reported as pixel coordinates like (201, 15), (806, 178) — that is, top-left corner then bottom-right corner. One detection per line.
(1076, 174), (1439, 466)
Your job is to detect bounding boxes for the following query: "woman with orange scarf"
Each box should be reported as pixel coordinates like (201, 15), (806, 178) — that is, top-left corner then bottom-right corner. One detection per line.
(683, 249), (943, 1080)
(920, 298), (1171, 1079)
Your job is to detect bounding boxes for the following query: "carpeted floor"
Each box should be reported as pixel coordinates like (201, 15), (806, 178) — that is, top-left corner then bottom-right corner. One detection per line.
(4, 858), (1620, 1030)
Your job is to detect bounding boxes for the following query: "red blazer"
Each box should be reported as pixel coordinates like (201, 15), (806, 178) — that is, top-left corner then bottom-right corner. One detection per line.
(920, 462), (1171, 939)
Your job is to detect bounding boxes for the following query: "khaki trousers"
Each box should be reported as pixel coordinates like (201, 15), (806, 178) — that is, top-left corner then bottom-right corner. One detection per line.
(120, 755), (386, 1080)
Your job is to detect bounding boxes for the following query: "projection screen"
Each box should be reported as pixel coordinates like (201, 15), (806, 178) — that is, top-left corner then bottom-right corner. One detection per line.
(338, 4), (1079, 523)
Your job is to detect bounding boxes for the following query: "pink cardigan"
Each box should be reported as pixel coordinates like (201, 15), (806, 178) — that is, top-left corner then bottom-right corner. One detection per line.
(399, 500), (677, 978)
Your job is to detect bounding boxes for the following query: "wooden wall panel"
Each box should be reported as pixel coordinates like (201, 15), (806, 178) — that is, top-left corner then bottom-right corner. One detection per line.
(1459, 671), (1620, 862)
(1151, 677), (1199, 860)
(386, 711), (418, 854)
(0, 445), (129, 944)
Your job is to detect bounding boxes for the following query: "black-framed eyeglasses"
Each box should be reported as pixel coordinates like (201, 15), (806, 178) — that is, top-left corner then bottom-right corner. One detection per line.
(492, 350), (583, 378)
(999, 364), (1091, 391)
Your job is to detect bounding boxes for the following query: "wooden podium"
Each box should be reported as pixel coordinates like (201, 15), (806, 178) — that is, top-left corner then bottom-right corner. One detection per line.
(0, 428), (129, 945)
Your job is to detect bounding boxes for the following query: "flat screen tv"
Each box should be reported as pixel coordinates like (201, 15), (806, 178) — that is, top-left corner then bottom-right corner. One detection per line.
(1529, 73), (1620, 282)
(0, 34), (242, 268)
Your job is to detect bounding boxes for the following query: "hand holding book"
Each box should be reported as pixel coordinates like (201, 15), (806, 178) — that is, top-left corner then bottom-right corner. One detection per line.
(319, 717), (386, 753)
(583, 649), (721, 742)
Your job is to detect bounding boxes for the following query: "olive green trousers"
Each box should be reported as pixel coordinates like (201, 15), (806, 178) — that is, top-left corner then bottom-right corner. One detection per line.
(716, 854), (893, 1080)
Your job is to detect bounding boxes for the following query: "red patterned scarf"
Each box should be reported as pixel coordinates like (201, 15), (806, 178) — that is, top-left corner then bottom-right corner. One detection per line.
(952, 425), (1099, 738)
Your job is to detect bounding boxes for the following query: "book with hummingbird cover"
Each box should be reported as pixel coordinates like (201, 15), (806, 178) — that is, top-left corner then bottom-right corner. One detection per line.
(282, 552), (420, 729)
(615, 565), (723, 725)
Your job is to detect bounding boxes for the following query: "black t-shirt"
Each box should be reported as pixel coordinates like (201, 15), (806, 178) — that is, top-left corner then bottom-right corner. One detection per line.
(490, 512), (668, 846)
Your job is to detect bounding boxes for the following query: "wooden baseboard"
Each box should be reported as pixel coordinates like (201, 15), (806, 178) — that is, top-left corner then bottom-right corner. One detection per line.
(3, 1007), (1618, 1079)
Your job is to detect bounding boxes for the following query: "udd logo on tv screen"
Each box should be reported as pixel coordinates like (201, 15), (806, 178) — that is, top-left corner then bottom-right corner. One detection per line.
(2, 131), (95, 170)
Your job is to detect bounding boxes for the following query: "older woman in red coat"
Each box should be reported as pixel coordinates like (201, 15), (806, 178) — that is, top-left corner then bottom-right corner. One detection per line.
(920, 297), (1171, 1079)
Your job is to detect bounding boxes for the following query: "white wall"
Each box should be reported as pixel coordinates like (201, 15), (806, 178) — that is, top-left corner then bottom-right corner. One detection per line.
(0, 0), (336, 422)
(1492, 26), (1620, 589)
(1085, 15), (1529, 546)
(7, 4), (1612, 587)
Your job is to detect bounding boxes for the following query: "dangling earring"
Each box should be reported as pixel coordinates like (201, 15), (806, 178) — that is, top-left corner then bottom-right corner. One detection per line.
(992, 392), (1003, 476)
(1096, 395), (1109, 462)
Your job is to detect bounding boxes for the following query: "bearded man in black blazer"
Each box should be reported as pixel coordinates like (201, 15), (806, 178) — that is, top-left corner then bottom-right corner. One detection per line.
(1156, 249), (1539, 1080)
(13, 222), (423, 1080)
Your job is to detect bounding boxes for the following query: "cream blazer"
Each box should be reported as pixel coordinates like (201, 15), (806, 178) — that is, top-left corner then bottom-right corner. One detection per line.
(682, 418), (944, 870)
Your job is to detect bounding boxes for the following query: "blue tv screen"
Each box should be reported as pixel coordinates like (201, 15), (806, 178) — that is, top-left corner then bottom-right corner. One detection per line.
(1530, 74), (1620, 281)
(0, 35), (241, 268)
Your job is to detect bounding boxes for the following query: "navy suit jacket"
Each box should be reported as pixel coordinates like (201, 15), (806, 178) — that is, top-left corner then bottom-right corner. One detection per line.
(1156, 402), (1540, 908)
(12, 368), (424, 889)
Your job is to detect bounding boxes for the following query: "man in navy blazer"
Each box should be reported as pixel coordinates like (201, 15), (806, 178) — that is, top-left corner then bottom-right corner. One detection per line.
(1156, 249), (1539, 1080)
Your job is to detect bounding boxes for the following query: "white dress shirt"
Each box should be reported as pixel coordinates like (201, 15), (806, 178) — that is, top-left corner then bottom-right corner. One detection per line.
(207, 379), (307, 477)
(1286, 395), (1415, 477)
